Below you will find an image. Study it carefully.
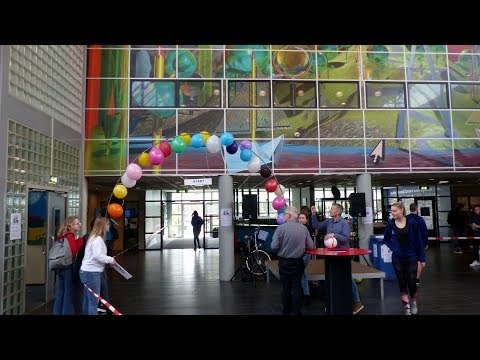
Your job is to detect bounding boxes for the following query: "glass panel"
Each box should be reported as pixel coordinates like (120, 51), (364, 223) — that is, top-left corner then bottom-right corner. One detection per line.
(145, 201), (161, 216)
(454, 139), (480, 168)
(145, 217), (162, 233)
(272, 47), (314, 79)
(273, 139), (319, 173)
(320, 139), (365, 171)
(273, 81), (316, 108)
(84, 139), (128, 174)
(448, 52), (480, 81)
(130, 80), (176, 108)
(228, 81), (270, 108)
(225, 109), (271, 138)
(437, 197), (451, 211)
(362, 50), (405, 80)
(405, 51), (447, 81)
(84, 109), (128, 140)
(451, 83), (480, 109)
(408, 83), (448, 108)
(320, 110), (363, 138)
(224, 46), (271, 79)
(366, 139), (411, 171)
(365, 82), (406, 108)
(411, 139), (454, 169)
(272, 110), (317, 139)
(318, 82), (359, 108)
(364, 110), (405, 138)
(317, 50), (360, 80)
(409, 110), (452, 139)
(178, 80), (221, 108)
(452, 110), (480, 139)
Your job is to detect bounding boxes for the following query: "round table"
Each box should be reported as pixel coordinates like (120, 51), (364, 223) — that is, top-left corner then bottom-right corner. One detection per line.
(305, 248), (372, 315)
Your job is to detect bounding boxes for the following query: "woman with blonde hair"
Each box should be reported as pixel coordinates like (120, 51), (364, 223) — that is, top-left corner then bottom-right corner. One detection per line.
(382, 202), (426, 315)
(79, 217), (116, 315)
(53, 216), (83, 315)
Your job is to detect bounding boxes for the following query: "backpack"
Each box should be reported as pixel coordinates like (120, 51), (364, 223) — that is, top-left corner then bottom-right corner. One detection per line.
(48, 236), (73, 271)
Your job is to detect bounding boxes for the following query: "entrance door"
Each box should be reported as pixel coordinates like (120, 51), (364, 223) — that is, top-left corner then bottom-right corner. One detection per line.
(25, 190), (66, 312)
(416, 197), (436, 236)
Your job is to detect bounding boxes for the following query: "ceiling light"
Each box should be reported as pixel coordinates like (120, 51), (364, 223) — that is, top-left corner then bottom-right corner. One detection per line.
(335, 91), (344, 98)
(438, 180), (449, 184)
(374, 90), (382, 97)
(306, 180), (311, 183)
(259, 90), (267, 97)
(297, 90), (305, 97)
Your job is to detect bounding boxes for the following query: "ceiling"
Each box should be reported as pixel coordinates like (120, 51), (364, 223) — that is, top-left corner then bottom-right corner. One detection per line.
(87, 171), (480, 192)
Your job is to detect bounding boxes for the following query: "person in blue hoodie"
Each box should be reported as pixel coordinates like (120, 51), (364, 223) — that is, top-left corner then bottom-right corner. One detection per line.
(382, 202), (426, 315)
(407, 203), (428, 285)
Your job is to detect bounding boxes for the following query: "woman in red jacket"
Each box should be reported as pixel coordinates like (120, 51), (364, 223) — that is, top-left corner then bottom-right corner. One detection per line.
(53, 216), (83, 315)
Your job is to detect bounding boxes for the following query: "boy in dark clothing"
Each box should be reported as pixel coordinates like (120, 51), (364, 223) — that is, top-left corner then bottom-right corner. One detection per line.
(191, 211), (204, 250)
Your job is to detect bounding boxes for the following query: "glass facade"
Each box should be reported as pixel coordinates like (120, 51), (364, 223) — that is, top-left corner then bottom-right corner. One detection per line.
(85, 45), (480, 176)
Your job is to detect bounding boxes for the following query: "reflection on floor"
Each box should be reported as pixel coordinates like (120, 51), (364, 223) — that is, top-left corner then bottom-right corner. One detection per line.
(29, 243), (480, 315)
(146, 236), (219, 249)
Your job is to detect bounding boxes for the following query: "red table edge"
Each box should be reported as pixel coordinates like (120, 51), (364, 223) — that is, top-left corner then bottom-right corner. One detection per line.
(305, 248), (372, 256)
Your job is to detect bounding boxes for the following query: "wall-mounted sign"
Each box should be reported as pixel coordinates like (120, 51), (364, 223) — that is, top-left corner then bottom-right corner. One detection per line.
(184, 178), (212, 186)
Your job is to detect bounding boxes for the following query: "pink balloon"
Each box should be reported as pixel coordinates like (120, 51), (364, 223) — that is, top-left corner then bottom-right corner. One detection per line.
(277, 213), (285, 225)
(272, 196), (286, 210)
(125, 163), (142, 180)
(149, 146), (165, 165)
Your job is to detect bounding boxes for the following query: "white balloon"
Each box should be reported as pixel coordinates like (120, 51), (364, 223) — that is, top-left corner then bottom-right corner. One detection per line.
(247, 157), (262, 173)
(324, 237), (338, 249)
(274, 184), (286, 196)
(121, 173), (137, 188)
(206, 135), (222, 153)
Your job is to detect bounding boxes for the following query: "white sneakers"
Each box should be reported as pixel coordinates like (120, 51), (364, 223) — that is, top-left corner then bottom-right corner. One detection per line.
(410, 300), (418, 315)
(469, 260), (480, 267)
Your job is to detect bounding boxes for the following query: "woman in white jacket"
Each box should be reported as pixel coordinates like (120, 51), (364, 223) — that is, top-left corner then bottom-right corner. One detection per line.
(80, 217), (116, 315)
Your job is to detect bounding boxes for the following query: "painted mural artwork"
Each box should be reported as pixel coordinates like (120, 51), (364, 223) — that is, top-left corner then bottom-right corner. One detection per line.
(84, 45), (480, 175)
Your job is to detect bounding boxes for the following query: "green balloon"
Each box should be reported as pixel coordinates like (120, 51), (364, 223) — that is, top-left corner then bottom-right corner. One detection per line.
(171, 136), (186, 153)
(367, 45), (389, 66)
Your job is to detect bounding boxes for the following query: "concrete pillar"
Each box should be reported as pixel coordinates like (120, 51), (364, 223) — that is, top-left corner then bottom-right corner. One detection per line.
(356, 174), (374, 261)
(219, 175), (234, 281)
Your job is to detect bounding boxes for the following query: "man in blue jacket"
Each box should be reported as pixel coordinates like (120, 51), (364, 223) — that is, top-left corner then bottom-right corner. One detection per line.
(407, 203), (428, 285)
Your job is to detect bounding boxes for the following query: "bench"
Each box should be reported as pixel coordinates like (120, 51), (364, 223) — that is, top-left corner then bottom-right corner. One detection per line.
(265, 259), (386, 300)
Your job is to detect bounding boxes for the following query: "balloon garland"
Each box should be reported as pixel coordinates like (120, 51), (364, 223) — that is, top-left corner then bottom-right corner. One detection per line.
(105, 131), (287, 224)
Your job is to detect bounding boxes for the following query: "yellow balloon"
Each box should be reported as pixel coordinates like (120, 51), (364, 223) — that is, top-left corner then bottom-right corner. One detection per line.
(200, 131), (210, 143)
(180, 132), (191, 146)
(113, 184), (128, 199)
(138, 152), (151, 167)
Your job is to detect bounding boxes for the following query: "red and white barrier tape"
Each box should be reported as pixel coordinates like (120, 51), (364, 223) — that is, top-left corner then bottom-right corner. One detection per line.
(83, 283), (122, 315)
(427, 236), (480, 241)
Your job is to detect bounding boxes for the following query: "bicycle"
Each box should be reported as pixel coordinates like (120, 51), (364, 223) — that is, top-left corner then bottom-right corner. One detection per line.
(231, 227), (271, 283)
(244, 227), (271, 276)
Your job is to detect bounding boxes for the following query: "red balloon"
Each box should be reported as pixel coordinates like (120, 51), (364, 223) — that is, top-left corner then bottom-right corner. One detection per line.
(107, 203), (123, 219)
(159, 141), (172, 157)
(265, 178), (278, 192)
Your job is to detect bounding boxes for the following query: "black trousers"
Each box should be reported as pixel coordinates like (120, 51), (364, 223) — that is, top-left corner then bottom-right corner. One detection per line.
(278, 257), (305, 315)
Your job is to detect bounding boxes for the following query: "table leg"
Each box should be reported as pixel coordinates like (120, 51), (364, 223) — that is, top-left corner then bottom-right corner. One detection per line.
(325, 256), (353, 315)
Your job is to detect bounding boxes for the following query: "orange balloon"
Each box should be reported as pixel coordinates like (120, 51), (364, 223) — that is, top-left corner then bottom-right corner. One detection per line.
(107, 203), (123, 219)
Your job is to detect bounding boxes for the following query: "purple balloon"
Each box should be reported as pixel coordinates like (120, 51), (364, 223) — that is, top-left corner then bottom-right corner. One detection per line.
(240, 140), (252, 151)
(226, 141), (238, 154)
(272, 196), (286, 210)
(259, 165), (271, 178)
(277, 213), (285, 225)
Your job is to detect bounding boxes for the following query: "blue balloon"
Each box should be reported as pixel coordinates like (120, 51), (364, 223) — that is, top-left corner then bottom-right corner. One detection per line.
(220, 132), (235, 146)
(226, 141), (238, 154)
(190, 133), (204, 148)
(240, 149), (253, 162)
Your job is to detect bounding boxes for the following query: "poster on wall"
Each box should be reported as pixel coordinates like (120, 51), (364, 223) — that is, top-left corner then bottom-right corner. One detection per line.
(221, 208), (232, 226)
(10, 213), (21, 241)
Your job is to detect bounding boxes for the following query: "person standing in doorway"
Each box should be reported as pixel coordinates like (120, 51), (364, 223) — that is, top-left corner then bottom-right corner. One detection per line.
(191, 211), (204, 250)
(53, 216), (83, 315)
(448, 203), (468, 254)
(407, 203), (428, 285)
(271, 206), (314, 315)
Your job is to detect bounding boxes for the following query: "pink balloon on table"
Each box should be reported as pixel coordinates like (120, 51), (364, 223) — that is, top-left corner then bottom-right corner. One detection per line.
(277, 213), (285, 225)
(125, 163), (142, 180)
(272, 196), (286, 210)
(149, 146), (165, 165)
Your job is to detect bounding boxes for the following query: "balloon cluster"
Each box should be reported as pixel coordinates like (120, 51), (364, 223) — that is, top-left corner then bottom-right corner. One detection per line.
(106, 130), (285, 223)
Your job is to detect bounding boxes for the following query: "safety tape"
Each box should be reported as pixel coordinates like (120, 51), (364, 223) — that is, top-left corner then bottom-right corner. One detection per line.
(427, 236), (480, 241)
(83, 283), (122, 315)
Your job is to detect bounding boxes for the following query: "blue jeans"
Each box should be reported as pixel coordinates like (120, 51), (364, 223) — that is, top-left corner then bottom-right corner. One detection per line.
(53, 264), (75, 315)
(352, 279), (361, 303)
(79, 270), (102, 315)
(301, 254), (310, 295)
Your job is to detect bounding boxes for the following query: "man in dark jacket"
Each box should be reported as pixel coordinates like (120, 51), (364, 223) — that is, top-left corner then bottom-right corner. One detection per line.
(191, 211), (204, 250)
(407, 203), (428, 285)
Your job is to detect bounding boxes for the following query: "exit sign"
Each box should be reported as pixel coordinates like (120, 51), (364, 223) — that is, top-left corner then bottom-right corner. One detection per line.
(419, 186), (429, 190)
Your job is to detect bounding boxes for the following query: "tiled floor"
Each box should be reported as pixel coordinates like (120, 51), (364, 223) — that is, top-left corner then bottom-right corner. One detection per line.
(30, 243), (480, 315)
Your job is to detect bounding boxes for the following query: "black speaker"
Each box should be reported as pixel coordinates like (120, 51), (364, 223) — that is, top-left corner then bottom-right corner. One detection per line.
(242, 195), (257, 220)
(349, 193), (366, 217)
(331, 186), (341, 199)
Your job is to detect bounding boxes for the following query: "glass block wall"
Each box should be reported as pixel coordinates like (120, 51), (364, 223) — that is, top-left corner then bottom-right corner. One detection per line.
(84, 45), (480, 176)
(3, 121), (80, 314)
(9, 45), (84, 133)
